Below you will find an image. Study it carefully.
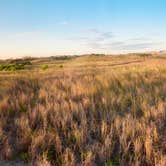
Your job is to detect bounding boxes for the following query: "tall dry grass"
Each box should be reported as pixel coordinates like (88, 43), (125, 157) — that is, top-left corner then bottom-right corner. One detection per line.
(0, 60), (166, 165)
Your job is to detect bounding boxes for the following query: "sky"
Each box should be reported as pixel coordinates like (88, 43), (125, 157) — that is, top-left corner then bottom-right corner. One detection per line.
(0, 0), (166, 59)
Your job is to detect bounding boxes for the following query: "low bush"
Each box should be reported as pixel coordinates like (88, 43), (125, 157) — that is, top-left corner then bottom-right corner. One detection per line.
(41, 65), (49, 70)
(0, 64), (25, 71)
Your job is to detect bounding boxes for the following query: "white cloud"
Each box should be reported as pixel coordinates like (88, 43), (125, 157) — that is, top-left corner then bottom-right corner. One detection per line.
(60, 21), (69, 25)
(0, 28), (166, 59)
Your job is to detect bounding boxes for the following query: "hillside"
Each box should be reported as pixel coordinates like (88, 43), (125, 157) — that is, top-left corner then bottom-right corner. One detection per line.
(0, 54), (166, 165)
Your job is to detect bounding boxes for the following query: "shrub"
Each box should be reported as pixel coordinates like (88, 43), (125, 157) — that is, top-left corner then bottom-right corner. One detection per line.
(0, 64), (25, 71)
(59, 65), (63, 68)
(41, 65), (49, 70)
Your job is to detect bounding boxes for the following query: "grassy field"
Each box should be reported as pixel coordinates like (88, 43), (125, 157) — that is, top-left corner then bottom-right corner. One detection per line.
(0, 54), (166, 166)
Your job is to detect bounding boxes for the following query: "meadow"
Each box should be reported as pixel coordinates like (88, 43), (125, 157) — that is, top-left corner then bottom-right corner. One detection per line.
(0, 54), (166, 166)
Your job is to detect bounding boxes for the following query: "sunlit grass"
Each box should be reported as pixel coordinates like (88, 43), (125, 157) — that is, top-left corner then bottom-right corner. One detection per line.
(0, 55), (166, 165)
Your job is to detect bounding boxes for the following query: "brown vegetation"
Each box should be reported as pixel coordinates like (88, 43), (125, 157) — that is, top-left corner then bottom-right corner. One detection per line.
(0, 54), (166, 165)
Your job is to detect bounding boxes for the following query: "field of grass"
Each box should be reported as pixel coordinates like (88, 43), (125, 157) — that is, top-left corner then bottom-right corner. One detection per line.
(0, 54), (166, 166)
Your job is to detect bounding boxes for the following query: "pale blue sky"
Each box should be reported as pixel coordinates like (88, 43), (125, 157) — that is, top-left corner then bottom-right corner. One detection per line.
(0, 0), (166, 58)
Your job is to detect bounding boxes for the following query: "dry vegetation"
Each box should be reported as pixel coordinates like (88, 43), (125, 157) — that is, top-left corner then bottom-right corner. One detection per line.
(0, 54), (166, 165)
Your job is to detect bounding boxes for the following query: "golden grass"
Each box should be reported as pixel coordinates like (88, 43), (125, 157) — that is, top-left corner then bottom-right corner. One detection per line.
(0, 55), (166, 165)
